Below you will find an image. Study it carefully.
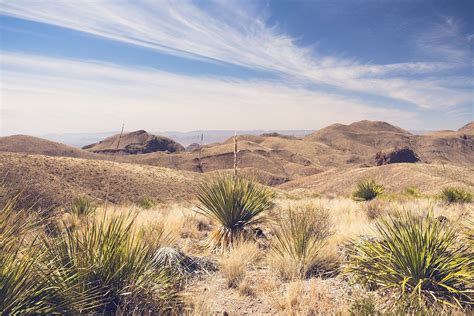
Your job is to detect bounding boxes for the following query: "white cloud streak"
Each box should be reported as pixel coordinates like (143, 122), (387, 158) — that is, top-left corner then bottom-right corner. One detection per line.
(1, 52), (417, 135)
(0, 0), (471, 109)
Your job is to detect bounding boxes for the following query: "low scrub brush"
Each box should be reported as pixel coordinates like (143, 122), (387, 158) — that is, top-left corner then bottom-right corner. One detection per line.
(441, 187), (472, 204)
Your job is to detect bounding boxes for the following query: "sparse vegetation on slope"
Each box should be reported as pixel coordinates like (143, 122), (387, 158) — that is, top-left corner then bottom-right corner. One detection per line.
(441, 187), (472, 204)
(195, 173), (275, 250)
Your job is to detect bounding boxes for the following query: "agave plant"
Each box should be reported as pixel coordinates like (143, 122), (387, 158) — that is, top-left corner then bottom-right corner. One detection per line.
(352, 179), (384, 201)
(270, 205), (332, 279)
(68, 197), (97, 217)
(195, 173), (275, 250)
(347, 210), (474, 311)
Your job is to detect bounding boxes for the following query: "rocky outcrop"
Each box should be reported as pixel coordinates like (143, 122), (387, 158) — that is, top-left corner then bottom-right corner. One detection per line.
(374, 147), (420, 166)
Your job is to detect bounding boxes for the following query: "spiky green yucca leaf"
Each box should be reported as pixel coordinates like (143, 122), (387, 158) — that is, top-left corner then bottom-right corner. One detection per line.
(69, 197), (97, 216)
(441, 187), (472, 204)
(347, 210), (474, 311)
(0, 195), (99, 314)
(45, 213), (180, 313)
(195, 173), (275, 250)
(271, 205), (331, 279)
(352, 179), (384, 201)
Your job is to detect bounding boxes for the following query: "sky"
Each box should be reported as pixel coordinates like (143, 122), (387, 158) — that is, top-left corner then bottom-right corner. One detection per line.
(0, 0), (473, 136)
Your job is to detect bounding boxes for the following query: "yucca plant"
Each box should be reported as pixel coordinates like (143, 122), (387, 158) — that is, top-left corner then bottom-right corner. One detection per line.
(441, 187), (472, 204)
(270, 205), (332, 279)
(44, 213), (181, 313)
(68, 197), (97, 217)
(347, 210), (474, 311)
(0, 195), (99, 313)
(195, 173), (275, 250)
(352, 179), (384, 201)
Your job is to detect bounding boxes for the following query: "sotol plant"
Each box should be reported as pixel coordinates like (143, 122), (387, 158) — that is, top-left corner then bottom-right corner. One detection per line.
(352, 179), (384, 201)
(195, 173), (274, 250)
(347, 210), (473, 311)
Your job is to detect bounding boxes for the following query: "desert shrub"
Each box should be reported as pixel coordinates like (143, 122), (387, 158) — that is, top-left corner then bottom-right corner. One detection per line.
(347, 210), (473, 312)
(352, 179), (384, 201)
(43, 213), (181, 313)
(269, 205), (333, 280)
(68, 197), (97, 217)
(195, 173), (274, 250)
(219, 242), (260, 288)
(137, 196), (155, 209)
(404, 186), (421, 198)
(0, 197), (99, 314)
(440, 187), (472, 204)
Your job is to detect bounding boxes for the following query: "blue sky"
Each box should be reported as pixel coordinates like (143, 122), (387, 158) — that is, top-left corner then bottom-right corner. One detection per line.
(0, 0), (472, 136)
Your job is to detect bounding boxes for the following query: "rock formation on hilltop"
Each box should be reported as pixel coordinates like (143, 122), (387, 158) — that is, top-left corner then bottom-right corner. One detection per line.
(83, 130), (185, 154)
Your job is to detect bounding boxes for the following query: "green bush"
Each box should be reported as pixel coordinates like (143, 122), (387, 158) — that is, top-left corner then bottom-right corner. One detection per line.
(352, 180), (384, 201)
(270, 205), (332, 279)
(137, 197), (155, 209)
(347, 210), (473, 312)
(404, 186), (421, 198)
(68, 197), (97, 216)
(195, 173), (274, 250)
(440, 187), (472, 204)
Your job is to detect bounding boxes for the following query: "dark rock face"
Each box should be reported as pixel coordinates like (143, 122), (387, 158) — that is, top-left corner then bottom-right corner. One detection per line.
(374, 147), (420, 166)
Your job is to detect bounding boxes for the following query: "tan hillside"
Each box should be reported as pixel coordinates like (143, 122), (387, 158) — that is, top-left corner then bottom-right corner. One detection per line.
(83, 130), (185, 154)
(459, 121), (474, 134)
(0, 152), (200, 210)
(0, 135), (100, 159)
(1, 121), (473, 184)
(279, 163), (474, 196)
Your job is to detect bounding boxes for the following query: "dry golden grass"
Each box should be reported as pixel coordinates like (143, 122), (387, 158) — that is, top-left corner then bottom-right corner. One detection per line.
(219, 242), (260, 288)
(53, 196), (473, 315)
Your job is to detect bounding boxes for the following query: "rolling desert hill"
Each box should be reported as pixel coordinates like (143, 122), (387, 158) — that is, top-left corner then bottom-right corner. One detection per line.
(279, 163), (474, 196)
(83, 130), (185, 154)
(0, 120), (473, 210)
(0, 152), (200, 210)
(0, 135), (101, 159)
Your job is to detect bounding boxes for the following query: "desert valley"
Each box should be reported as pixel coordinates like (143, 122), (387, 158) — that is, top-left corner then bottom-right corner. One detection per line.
(0, 120), (473, 314)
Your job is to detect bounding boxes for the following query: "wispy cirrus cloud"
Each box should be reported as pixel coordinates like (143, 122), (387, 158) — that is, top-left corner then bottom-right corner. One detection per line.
(1, 52), (418, 135)
(0, 0), (471, 110)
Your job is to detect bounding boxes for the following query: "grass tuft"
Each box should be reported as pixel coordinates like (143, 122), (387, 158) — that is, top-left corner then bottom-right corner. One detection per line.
(68, 197), (97, 217)
(269, 205), (333, 280)
(137, 196), (155, 209)
(440, 187), (472, 204)
(352, 179), (384, 201)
